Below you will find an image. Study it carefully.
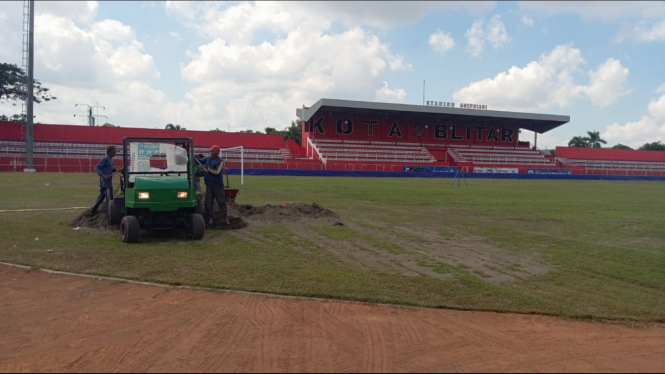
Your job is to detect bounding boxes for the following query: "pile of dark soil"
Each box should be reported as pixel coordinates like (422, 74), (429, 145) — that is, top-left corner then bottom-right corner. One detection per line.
(208, 213), (249, 230)
(68, 203), (339, 232)
(228, 202), (338, 222)
(205, 202), (339, 230)
(69, 209), (113, 229)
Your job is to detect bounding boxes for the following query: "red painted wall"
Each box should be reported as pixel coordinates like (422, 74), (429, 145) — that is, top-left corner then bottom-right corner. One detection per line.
(556, 146), (665, 162)
(303, 111), (519, 146)
(0, 122), (285, 149)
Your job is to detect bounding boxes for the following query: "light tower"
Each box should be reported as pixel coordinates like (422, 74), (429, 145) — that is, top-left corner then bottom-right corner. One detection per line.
(23, 0), (35, 173)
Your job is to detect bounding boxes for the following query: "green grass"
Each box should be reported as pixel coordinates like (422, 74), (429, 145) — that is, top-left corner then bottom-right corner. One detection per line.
(0, 173), (664, 322)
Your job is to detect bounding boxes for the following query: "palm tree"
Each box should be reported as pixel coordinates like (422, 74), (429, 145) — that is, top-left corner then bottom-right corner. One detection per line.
(568, 136), (587, 148)
(165, 123), (185, 130)
(638, 141), (665, 151)
(612, 144), (632, 150)
(583, 131), (607, 148)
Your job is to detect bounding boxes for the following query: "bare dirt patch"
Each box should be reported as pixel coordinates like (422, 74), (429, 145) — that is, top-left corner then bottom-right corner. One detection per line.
(298, 218), (550, 284)
(207, 202), (340, 231)
(68, 209), (113, 229)
(1, 264), (663, 373)
(229, 202), (339, 222)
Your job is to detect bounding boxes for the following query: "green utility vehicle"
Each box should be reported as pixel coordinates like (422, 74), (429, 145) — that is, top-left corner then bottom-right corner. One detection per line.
(108, 137), (205, 243)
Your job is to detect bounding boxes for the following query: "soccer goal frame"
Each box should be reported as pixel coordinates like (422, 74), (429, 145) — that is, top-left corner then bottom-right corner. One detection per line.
(219, 146), (244, 185)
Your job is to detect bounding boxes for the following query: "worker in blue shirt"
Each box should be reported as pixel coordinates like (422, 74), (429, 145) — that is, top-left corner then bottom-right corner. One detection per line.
(90, 145), (118, 215)
(198, 145), (228, 226)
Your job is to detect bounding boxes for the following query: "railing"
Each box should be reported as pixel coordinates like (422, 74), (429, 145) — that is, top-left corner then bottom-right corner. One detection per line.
(558, 158), (665, 171)
(324, 153), (435, 162)
(307, 137), (326, 166)
(465, 156), (555, 164)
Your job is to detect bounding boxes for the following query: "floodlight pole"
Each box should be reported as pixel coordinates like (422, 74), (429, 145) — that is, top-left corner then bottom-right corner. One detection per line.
(23, 0), (35, 173)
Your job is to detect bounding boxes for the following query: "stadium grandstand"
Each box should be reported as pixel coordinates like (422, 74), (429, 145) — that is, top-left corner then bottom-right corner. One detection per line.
(2, 98), (665, 176)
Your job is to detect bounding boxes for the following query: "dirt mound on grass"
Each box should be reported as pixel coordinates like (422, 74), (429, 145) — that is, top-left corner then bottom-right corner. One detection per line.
(208, 214), (249, 230)
(205, 202), (339, 230)
(68, 203), (338, 231)
(229, 202), (338, 221)
(69, 209), (112, 229)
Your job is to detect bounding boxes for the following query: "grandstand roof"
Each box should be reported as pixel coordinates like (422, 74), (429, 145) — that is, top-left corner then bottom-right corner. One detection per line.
(296, 99), (570, 134)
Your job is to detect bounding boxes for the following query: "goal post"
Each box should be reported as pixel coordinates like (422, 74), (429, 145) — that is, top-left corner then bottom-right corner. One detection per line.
(219, 146), (244, 185)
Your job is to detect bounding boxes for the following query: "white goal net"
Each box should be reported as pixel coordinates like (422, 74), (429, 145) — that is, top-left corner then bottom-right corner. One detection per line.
(219, 146), (244, 185)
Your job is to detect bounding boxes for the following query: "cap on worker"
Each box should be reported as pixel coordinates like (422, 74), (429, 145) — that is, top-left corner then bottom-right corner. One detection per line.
(106, 145), (116, 154)
(210, 145), (220, 155)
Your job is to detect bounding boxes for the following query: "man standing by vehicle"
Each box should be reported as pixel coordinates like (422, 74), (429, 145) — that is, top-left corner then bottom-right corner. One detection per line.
(198, 145), (228, 226)
(91, 145), (117, 215)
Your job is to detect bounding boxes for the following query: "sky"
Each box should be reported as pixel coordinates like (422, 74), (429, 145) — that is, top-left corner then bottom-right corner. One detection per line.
(1, 1), (664, 149)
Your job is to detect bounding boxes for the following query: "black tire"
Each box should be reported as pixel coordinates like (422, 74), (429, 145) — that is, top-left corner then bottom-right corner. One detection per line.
(121, 216), (140, 243)
(186, 213), (205, 240)
(195, 196), (204, 215)
(108, 197), (125, 226)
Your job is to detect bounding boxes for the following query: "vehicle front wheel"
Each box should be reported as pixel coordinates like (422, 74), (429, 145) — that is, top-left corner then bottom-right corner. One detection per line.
(121, 216), (140, 243)
(186, 213), (205, 240)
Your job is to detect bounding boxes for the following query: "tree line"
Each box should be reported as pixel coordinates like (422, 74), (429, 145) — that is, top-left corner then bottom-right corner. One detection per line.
(568, 131), (665, 151)
(168, 119), (303, 145)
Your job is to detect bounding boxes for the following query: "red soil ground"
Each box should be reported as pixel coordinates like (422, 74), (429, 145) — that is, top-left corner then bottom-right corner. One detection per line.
(0, 264), (663, 373)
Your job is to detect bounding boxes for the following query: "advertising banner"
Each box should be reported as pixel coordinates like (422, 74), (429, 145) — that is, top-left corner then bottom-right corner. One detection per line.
(527, 168), (572, 175)
(473, 167), (518, 173)
(403, 166), (457, 173)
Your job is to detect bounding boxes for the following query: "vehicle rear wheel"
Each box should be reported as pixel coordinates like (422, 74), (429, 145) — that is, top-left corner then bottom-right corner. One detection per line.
(186, 213), (205, 240)
(108, 197), (125, 226)
(121, 215), (140, 243)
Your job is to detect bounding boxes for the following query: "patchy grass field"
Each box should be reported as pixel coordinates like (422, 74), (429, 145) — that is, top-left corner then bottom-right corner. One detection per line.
(0, 173), (664, 322)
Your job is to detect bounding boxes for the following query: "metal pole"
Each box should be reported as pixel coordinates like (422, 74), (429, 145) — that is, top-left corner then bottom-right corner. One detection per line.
(241, 147), (244, 185)
(423, 80), (425, 105)
(24, 0), (35, 172)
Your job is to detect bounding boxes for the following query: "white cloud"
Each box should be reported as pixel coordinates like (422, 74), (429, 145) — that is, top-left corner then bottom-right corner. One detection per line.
(178, 27), (411, 129)
(452, 44), (630, 112)
(521, 16), (535, 27)
(580, 58), (630, 107)
(37, 1), (99, 24)
(487, 15), (510, 49)
(614, 19), (665, 43)
(375, 82), (406, 103)
(539, 43), (585, 73)
(465, 15), (510, 57)
(166, 1), (497, 43)
(656, 83), (665, 94)
(33, 15), (159, 86)
(168, 31), (182, 41)
(603, 93), (665, 148)
(465, 19), (485, 57)
(429, 29), (455, 54)
(518, 1), (665, 22)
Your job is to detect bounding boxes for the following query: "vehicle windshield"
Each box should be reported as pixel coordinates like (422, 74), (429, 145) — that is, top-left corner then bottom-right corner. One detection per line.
(127, 142), (188, 181)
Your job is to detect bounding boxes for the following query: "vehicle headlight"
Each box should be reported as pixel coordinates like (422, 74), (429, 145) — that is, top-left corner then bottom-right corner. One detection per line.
(177, 191), (188, 199)
(138, 192), (150, 199)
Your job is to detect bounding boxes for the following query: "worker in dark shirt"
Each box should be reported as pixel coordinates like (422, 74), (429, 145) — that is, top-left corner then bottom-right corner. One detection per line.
(199, 145), (228, 225)
(91, 145), (118, 215)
